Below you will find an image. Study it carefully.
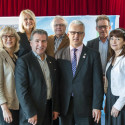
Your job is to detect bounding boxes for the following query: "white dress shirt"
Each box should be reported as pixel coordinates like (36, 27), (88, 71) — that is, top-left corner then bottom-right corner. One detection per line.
(33, 51), (52, 100)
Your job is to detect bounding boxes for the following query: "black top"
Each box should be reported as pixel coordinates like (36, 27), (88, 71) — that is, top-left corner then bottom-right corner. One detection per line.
(17, 32), (31, 57)
(105, 64), (125, 125)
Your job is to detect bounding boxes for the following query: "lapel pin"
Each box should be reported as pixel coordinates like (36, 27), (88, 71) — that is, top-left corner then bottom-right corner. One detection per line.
(83, 53), (86, 58)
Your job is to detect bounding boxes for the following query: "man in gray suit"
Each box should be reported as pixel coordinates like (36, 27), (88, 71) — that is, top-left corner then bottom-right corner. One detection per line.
(15, 29), (59, 125)
(87, 15), (111, 74)
(56, 20), (104, 125)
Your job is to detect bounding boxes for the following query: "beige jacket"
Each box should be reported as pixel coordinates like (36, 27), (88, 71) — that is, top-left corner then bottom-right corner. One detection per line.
(0, 48), (19, 110)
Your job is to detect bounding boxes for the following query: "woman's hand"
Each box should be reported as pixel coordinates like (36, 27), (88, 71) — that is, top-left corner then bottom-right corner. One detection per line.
(1, 103), (13, 123)
(111, 106), (119, 117)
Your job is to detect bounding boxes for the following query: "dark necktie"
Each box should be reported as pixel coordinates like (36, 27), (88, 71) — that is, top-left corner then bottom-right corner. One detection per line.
(72, 48), (77, 77)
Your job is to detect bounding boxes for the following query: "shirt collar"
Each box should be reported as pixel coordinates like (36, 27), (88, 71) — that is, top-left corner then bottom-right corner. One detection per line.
(32, 51), (47, 61)
(70, 43), (83, 52)
(54, 33), (65, 40)
(99, 37), (109, 44)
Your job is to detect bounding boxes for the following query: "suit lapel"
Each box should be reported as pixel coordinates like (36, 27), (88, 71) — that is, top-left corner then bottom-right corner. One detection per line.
(112, 55), (124, 69)
(63, 47), (71, 61)
(74, 46), (88, 78)
(95, 38), (99, 51)
(46, 57), (53, 84)
(57, 34), (69, 51)
(50, 35), (55, 53)
(2, 50), (15, 75)
(30, 52), (46, 85)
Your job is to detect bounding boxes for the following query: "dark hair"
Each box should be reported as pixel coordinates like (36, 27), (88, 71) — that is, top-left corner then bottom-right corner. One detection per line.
(30, 29), (48, 41)
(108, 28), (125, 62)
(96, 15), (110, 26)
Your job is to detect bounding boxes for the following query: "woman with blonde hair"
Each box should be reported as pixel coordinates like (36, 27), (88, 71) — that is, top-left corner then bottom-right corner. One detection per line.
(18, 9), (36, 57)
(0, 26), (20, 125)
(105, 28), (125, 125)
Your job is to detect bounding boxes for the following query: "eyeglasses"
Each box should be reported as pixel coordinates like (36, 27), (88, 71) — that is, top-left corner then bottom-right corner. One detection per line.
(54, 24), (65, 27)
(69, 31), (84, 35)
(97, 25), (109, 30)
(2, 35), (15, 40)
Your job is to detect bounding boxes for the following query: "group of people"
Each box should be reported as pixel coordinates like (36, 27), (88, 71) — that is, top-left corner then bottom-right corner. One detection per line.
(0, 9), (125, 125)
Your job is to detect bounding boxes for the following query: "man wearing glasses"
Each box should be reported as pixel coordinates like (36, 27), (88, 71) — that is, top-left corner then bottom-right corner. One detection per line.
(87, 15), (111, 125)
(46, 15), (69, 58)
(56, 20), (104, 125)
(87, 15), (111, 75)
(46, 15), (70, 125)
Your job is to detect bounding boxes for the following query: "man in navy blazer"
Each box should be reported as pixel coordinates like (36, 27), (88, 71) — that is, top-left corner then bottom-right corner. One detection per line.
(87, 15), (111, 74)
(56, 20), (104, 125)
(15, 29), (59, 125)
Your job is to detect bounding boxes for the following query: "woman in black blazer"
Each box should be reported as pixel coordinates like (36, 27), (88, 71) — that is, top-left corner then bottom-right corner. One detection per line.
(18, 9), (36, 57)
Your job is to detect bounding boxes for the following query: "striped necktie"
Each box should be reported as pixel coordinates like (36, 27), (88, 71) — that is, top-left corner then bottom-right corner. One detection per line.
(72, 48), (77, 77)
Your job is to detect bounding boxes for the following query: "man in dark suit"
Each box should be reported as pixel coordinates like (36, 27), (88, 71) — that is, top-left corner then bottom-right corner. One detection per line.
(15, 29), (59, 125)
(56, 20), (104, 125)
(87, 15), (111, 74)
(46, 15), (69, 58)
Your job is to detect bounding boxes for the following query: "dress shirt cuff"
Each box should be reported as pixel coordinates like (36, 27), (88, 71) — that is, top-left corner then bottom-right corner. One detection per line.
(113, 96), (125, 111)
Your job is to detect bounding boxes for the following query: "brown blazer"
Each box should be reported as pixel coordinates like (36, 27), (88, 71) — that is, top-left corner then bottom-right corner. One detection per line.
(46, 34), (69, 57)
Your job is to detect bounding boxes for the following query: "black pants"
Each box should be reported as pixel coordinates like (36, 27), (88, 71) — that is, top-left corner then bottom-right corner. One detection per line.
(61, 97), (94, 125)
(53, 118), (59, 125)
(42, 99), (52, 125)
(0, 107), (19, 125)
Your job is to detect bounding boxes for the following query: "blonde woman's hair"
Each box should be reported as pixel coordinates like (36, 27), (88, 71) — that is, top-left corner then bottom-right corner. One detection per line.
(19, 9), (36, 33)
(0, 26), (20, 52)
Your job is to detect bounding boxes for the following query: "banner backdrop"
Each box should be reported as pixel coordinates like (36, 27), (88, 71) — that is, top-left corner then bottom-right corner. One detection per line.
(0, 15), (119, 45)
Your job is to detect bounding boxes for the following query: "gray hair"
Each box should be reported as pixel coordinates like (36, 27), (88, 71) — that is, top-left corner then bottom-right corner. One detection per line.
(30, 29), (48, 41)
(68, 20), (85, 32)
(51, 15), (68, 32)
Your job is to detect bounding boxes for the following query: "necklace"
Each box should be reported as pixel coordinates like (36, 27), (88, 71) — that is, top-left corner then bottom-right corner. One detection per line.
(10, 55), (16, 63)
(5, 49), (16, 63)
(115, 49), (123, 56)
